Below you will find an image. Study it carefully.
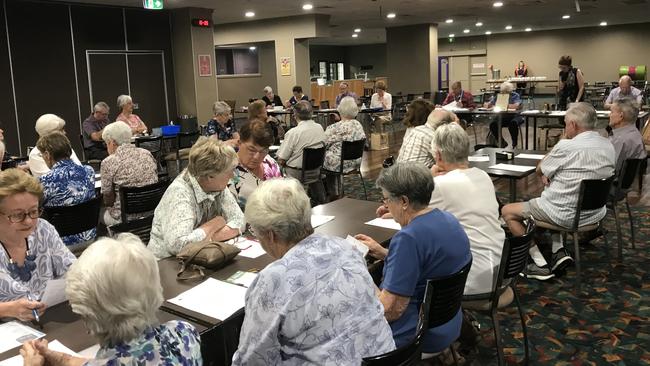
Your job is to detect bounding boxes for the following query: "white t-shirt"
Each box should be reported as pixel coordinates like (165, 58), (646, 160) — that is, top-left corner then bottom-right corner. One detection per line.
(429, 167), (505, 295)
(370, 92), (392, 111)
(28, 147), (82, 179)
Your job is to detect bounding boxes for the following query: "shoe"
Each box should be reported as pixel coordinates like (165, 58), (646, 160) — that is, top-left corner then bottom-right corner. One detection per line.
(551, 248), (574, 273)
(520, 263), (555, 281)
(499, 139), (508, 148)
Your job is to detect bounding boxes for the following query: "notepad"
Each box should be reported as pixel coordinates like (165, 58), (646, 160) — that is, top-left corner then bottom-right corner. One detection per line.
(311, 214), (335, 228)
(345, 235), (369, 257)
(515, 153), (545, 160)
(234, 239), (267, 258)
(226, 271), (258, 288)
(0, 322), (45, 354)
(489, 163), (536, 173)
(167, 278), (247, 321)
(468, 155), (490, 162)
(41, 278), (67, 307)
(365, 218), (401, 231)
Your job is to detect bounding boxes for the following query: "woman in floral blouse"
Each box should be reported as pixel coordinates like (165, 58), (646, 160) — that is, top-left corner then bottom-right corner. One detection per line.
(206, 101), (239, 147)
(20, 234), (202, 365)
(229, 120), (282, 208)
(322, 96), (365, 199)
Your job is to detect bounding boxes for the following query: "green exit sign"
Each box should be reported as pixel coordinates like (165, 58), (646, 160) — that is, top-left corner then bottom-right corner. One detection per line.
(143, 0), (163, 10)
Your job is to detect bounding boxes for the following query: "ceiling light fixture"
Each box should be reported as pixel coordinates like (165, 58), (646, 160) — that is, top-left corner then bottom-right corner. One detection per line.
(352, 34), (358, 38)
(600, 21), (607, 26)
(449, 33), (455, 37)
(302, 4), (313, 10)
(562, 15), (571, 19)
(445, 19), (453, 24)
(476, 22), (483, 27)
(505, 25), (512, 30)
(463, 29), (470, 33)
(485, 31), (492, 35)
(493, 1), (504, 7)
(249, 46), (256, 51)
(245, 11), (255, 17)
(525, 27), (532, 32)
(386, 12), (396, 19)
(354, 28), (361, 33)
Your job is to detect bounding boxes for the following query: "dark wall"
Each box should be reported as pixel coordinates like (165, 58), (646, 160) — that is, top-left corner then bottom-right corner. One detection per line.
(0, 0), (177, 156)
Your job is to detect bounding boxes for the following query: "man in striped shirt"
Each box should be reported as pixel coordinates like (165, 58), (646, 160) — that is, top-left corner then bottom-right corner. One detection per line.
(502, 103), (615, 280)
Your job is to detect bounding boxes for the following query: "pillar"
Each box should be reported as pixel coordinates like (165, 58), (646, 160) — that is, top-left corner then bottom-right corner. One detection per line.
(387, 24), (439, 94)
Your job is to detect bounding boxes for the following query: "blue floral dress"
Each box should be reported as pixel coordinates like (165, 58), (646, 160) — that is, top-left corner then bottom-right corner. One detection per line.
(205, 119), (236, 141)
(85, 321), (202, 366)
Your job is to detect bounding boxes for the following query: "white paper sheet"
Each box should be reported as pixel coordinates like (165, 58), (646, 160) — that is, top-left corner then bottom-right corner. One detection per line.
(0, 340), (79, 366)
(521, 110), (540, 114)
(488, 163), (536, 173)
(78, 344), (101, 358)
(549, 111), (566, 117)
(0, 322), (45, 354)
(269, 145), (280, 151)
(94, 173), (100, 179)
(468, 155), (490, 162)
(515, 153), (545, 160)
(311, 215), (335, 228)
(94, 181), (101, 189)
(345, 235), (369, 257)
(234, 239), (267, 258)
(226, 271), (258, 288)
(167, 278), (247, 321)
(40, 278), (67, 307)
(365, 218), (401, 231)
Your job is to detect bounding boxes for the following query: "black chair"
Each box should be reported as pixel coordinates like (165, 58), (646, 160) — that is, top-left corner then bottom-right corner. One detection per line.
(608, 158), (644, 259)
(422, 91), (432, 100)
(535, 177), (614, 285)
(323, 139), (367, 200)
(361, 320), (425, 366)
(299, 145), (326, 184)
(166, 131), (200, 175)
(118, 179), (170, 224)
(463, 219), (536, 366)
(108, 216), (155, 245)
(434, 91), (448, 105)
(135, 135), (164, 171)
(319, 100), (330, 109)
(42, 197), (102, 255)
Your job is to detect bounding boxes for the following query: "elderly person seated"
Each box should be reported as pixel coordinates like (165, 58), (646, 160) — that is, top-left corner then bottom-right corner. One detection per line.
(20, 234), (202, 365)
(248, 99), (284, 144)
(441, 81), (476, 109)
(28, 114), (82, 179)
(148, 137), (245, 259)
(485, 82), (524, 148)
(262, 85), (283, 107)
(229, 120), (282, 208)
(0, 169), (75, 320)
(335, 81), (358, 107)
(206, 101), (239, 146)
(100, 121), (158, 226)
(396, 106), (454, 168)
(322, 96), (365, 199)
(284, 85), (309, 107)
(369, 80), (393, 132)
(604, 75), (643, 110)
(355, 163), (471, 355)
(82, 102), (111, 160)
(232, 178), (395, 364)
(116, 94), (147, 135)
(38, 132), (96, 246)
(609, 97), (646, 173)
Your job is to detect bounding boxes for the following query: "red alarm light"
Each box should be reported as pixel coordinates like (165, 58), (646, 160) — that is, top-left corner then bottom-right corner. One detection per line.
(192, 18), (212, 28)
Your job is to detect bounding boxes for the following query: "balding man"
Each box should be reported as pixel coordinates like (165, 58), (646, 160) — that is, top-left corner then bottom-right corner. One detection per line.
(604, 75), (643, 110)
(396, 109), (457, 168)
(441, 81), (476, 109)
(609, 97), (646, 173)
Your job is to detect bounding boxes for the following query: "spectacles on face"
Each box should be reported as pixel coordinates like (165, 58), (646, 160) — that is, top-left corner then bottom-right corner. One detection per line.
(1, 208), (42, 223)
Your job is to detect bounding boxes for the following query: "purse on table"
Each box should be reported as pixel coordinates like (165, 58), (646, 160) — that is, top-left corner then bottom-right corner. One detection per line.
(176, 239), (240, 280)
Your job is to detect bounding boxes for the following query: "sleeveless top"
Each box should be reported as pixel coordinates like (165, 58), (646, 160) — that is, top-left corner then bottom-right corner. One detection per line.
(559, 67), (584, 105)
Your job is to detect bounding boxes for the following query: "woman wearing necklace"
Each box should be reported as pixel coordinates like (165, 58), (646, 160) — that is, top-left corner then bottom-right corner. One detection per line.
(0, 169), (76, 320)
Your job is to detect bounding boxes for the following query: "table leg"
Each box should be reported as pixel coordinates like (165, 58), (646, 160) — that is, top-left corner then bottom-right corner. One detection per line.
(533, 116), (538, 150)
(498, 114), (503, 147)
(510, 179), (517, 202)
(525, 116), (529, 150)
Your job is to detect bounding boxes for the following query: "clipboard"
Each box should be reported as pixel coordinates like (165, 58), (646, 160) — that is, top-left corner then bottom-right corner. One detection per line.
(495, 93), (510, 110)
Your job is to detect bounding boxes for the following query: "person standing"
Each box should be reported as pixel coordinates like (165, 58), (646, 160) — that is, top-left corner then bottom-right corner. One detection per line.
(557, 55), (585, 110)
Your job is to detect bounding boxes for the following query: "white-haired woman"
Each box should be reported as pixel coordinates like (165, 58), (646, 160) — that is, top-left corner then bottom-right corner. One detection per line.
(322, 96), (366, 199)
(261, 86), (282, 107)
(100, 122), (158, 226)
(232, 178), (394, 365)
(148, 137), (245, 259)
(206, 101), (239, 146)
(116, 94), (147, 135)
(485, 82), (524, 148)
(20, 234), (202, 365)
(28, 114), (82, 179)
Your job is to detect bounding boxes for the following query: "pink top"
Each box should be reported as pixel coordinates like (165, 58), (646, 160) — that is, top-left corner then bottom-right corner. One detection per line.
(116, 113), (147, 133)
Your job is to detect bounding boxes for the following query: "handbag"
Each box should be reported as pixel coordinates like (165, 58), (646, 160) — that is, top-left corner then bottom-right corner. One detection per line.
(176, 239), (240, 280)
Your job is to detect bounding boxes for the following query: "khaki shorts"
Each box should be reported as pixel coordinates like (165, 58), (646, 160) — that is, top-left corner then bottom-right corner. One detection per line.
(521, 198), (559, 226)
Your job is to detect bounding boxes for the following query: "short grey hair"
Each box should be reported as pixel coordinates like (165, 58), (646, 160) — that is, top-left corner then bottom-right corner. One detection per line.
(34, 114), (65, 137)
(263, 86), (273, 94)
(245, 178), (313, 244)
(500, 82), (515, 93)
(612, 97), (639, 124)
(66, 233), (163, 346)
(94, 102), (110, 113)
(565, 102), (597, 130)
(337, 96), (359, 119)
(102, 121), (132, 146)
(431, 123), (470, 164)
(212, 101), (231, 116)
(376, 163), (434, 210)
(116, 94), (132, 109)
(294, 100), (313, 121)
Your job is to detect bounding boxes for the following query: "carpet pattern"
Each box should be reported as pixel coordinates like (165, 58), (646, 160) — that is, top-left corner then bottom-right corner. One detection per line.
(342, 175), (650, 365)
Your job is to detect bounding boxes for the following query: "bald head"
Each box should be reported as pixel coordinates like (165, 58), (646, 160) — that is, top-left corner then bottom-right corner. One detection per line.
(427, 109), (457, 130)
(619, 75), (633, 94)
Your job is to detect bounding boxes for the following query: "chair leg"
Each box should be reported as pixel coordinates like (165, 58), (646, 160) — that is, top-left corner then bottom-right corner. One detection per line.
(358, 172), (368, 200)
(513, 288), (529, 366)
(491, 308), (505, 366)
(625, 199), (635, 249)
(573, 232), (581, 289)
(613, 204), (623, 261)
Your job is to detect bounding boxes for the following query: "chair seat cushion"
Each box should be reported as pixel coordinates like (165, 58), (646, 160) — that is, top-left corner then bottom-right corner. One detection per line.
(462, 286), (514, 311)
(536, 220), (599, 232)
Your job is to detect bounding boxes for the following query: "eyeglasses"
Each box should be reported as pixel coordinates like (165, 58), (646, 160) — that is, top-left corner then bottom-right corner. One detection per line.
(1, 208), (42, 223)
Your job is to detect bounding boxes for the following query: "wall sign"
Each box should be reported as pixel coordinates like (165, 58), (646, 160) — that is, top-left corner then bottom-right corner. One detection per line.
(280, 56), (291, 76)
(198, 54), (212, 77)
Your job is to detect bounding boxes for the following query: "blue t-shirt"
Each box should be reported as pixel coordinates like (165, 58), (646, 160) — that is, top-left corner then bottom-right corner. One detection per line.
(381, 209), (471, 353)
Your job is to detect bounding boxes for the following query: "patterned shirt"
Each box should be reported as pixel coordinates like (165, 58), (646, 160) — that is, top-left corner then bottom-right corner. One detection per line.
(205, 119), (236, 141)
(605, 86), (643, 106)
(539, 131), (615, 228)
(610, 123), (646, 174)
(323, 119), (366, 172)
(229, 156), (282, 208)
(100, 144), (158, 222)
(85, 321), (202, 366)
(0, 219), (76, 302)
(28, 147), (82, 179)
(40, 159), (96, 245)
(396, 124), (436, 167)
(116, 113), (147, 133)
(148, 171), (245, 259)
(232, 234), (395, 365)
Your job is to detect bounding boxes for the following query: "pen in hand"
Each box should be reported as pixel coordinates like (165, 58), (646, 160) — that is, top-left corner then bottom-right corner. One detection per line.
(26, 294), (40, 323)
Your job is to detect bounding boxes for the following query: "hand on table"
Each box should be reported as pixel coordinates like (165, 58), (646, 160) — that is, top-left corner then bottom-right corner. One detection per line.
(27, 339), (88, 366)
(354, 234), (388, 260)
(20, 340), (45, 366)
(200, 216), (227, 238)
(9, 298), (46, 322)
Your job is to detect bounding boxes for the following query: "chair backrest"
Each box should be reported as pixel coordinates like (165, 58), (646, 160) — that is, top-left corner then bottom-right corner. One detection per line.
(341, 139), (366, 161)
(361, 323), (424, 365)
(135, 135), (163, 152)
(108, 216), (155, 244)
(498, 219), (535, 283)
(433, 91), (448, 105)
(422, 91), (432, 100)
(119, 179), (169, 223)
(571, 176), (614, 229)
(421, 259), (472, 329)
(320, 100), (330, 109)
(617, 158), (644, 191)
(176, 131), (200, 150)
(302, 145), (326, 171)
(42, 197), (101, 237)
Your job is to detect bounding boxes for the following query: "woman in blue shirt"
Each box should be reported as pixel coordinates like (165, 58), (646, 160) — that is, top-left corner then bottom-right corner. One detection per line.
(356, 162), (472, 355)
(205, 101), (239, 147)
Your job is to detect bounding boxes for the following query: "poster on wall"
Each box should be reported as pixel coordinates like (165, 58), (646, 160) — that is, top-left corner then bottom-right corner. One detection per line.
(280, 56), (291, 76)
(198, 54), (212, 77)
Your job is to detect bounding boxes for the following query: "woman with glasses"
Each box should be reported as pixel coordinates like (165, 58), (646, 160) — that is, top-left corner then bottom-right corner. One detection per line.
(229, 120), (282, 208)
(0, 169), (75, 320)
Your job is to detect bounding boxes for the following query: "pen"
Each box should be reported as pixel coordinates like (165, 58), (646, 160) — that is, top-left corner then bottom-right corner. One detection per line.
(26, 294), (40, 323)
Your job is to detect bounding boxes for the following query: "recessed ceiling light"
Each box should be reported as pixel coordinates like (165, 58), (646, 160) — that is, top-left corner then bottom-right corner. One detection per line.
(445, 19), (454, 24)
(352, 34), (358, 38)
(525, 27), (532, 32)
(505, 25), (512, 30)
(302, 4), (313, 10)
(386, 12), (396, 19)
(600, 21), (608, 26)
(562, 15), (571, 19)
(485, 31), (492, 35)
(476, 22), (483, 27)
(449, 33), (455, 37)
(354, 28), (361, 33)
(493, 1), (504, 7)
(245, 11), (255, 17)
(463, 29), (470, 33)
(249, 46), (256, 51)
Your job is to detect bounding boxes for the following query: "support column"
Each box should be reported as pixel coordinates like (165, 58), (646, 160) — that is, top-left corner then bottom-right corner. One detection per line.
(387, 24), (438, 94)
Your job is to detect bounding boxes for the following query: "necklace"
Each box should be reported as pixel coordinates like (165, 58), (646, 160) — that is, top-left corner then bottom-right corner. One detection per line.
(0, 239), (36, 282)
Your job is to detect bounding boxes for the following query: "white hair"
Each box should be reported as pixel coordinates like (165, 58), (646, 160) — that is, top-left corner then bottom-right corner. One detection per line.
(94, 101), (110, 113)
(34, 114), (65, 137)
(337, 96), (359, 119)
(0, 141), (5, 169)
(263, 86), (273, 94)
(245, 178), (313, 244)
(426, 109), (455, 130)
(102, 121), (132, 146)
(565, 102), (597, 130)
(212, 101), (231, 116)
(499, 82), (515, 93)
(430, 122), (470, 165)
(116, 94), (133, 109)
(612, 97), (640, 124)
(65, 233), (163, 346)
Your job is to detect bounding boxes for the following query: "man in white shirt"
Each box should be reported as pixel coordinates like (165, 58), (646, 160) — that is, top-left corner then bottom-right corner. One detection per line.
(604, 75), (643, 110)
(502, 103), (615, 280)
